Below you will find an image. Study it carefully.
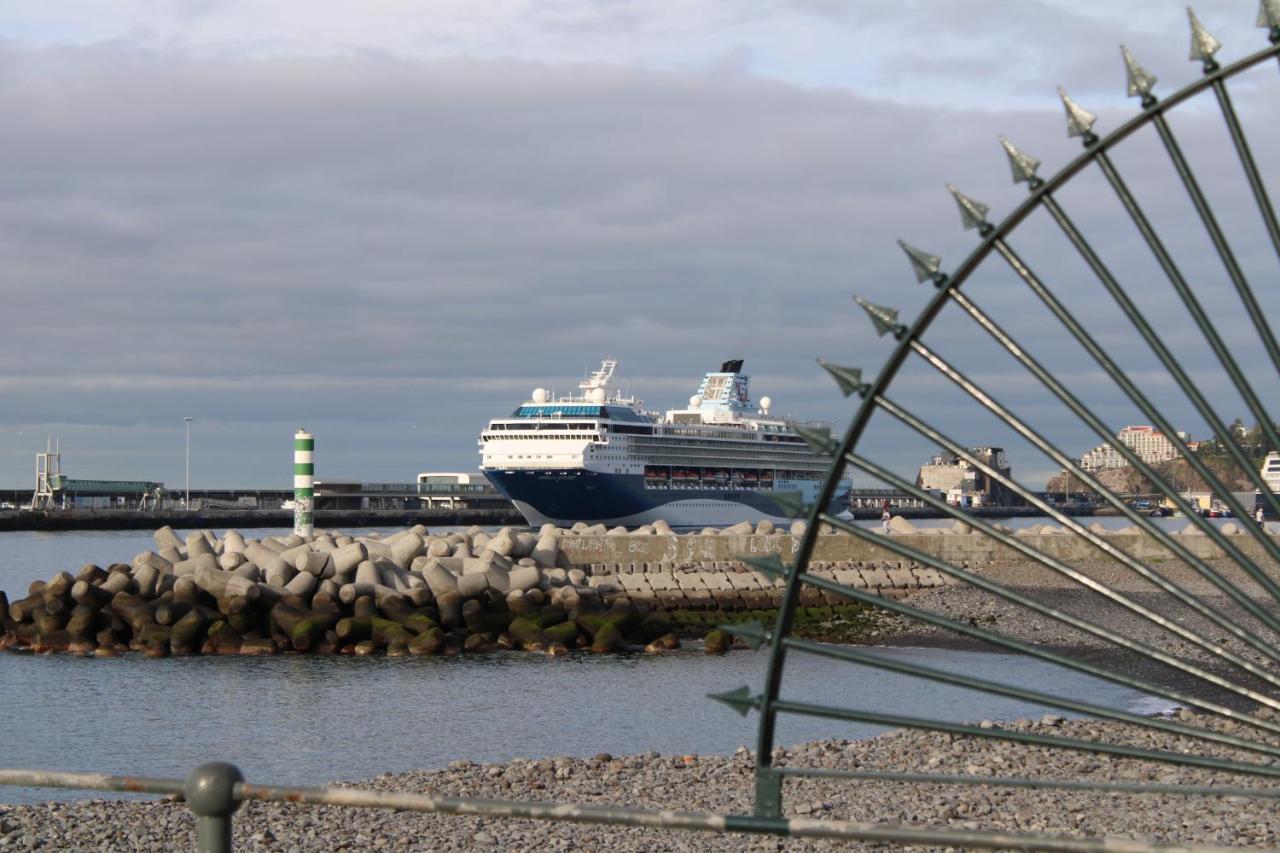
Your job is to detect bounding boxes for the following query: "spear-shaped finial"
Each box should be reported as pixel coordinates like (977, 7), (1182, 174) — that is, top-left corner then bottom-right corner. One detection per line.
(1258, 0), (1280, 30)
(1057, 87), (1098, 142)
(722, 621), (768, 651)
(1120, 45), (1158, 103)
(769, 490), (809, 519)
(854, 295), (906, 338)
(1187, 7), (1222, 67)
(792, 423), (839, 456)
(816, 359), (870, 397)
(707, 685), (760, 717)
(742, 553), (788, 577)
(997, 136), (1041, 185)
(896, 239), (943, 283)
(945, 183), (990, 231)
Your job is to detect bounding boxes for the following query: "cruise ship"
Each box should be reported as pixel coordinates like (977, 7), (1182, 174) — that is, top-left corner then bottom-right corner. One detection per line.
(479, 359), (851, 527)
(1262, 451), (1280, 496)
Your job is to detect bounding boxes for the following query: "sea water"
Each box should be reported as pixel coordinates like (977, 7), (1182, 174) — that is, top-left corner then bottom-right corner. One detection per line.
(0, 528), (1172, 804)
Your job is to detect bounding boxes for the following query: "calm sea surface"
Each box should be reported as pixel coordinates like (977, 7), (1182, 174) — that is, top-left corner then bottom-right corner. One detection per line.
(1, 525), (1176, 804)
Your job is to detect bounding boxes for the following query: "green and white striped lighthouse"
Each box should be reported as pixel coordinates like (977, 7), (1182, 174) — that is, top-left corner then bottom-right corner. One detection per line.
(293, 428), (314, 537)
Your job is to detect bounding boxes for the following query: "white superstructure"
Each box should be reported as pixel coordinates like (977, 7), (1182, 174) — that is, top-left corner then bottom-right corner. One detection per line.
(479, 359), (849, 526)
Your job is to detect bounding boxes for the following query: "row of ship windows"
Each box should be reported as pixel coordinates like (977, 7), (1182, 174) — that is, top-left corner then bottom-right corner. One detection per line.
(645, 461), (824, 468)
(635, 455), (824, 466)
(630, 441), (815, 454)
(488, 422), (596, 431)
(643, 469), (823, 480)
(481, 435), (600, 442)
(482, 434), (810, 449)
(487, 422), (806, 444)
(637, 451), (826, 463)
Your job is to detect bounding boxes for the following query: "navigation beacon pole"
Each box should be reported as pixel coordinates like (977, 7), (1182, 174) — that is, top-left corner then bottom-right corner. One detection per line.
(293, 429), (314, 537)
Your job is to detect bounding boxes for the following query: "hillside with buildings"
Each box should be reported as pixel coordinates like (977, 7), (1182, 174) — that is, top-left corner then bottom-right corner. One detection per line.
(1045, 456), (1258, 496)
(1044, 421), (1270, 496)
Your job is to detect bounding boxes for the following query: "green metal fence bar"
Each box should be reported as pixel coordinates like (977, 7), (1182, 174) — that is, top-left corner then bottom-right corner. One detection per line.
(764, 699), (1280, 780)
(1090, 146), (1280, 519)
(896, 285), (1280, 650)
(1150, 10), (1280, 397)
(753, 40), (1280, 812)
(770, 634), (1280, 759)
(760, 558), (1280, 737)
(986, 220), (1280, 567)
(1030, 184), (1280, 527)
(777, 768), (1280, 801)
(1209, 75), (1280, 279)
(1150, 101), (1280, 389)
(801, 516), (1280, 713)
(2, 764), (1222, 853)
(837, 436), (1280, 676)
(874, 374), (1280, 638)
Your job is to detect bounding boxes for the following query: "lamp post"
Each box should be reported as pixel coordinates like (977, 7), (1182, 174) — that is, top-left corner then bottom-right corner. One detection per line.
(184, 417), (193, 511)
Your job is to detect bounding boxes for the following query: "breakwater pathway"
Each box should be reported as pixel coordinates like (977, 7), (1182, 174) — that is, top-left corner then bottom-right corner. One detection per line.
(0, 643), (1166, 806)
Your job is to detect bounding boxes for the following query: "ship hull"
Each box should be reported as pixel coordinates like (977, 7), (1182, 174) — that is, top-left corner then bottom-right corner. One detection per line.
(485, 469), (838, 527)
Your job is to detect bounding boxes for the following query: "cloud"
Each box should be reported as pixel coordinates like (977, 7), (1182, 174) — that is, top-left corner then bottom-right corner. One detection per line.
(0, 5), (1277, 493)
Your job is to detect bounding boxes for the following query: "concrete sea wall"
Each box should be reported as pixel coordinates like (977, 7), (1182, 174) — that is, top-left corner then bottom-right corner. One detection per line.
(557, 519), (1278, 607)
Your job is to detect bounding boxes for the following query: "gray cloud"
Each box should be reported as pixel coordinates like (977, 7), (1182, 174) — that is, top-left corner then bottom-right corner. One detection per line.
(0, 29), (1277, 493)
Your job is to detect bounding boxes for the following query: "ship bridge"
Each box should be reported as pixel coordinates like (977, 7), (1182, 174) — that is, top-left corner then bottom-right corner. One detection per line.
(508, 404), (650, 422)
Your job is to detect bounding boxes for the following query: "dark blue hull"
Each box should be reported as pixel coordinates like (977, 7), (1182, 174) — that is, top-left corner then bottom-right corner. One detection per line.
(484, 469), (842, 527)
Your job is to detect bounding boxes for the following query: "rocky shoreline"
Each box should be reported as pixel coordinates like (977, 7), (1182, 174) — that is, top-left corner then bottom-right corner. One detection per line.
(0, 524), (749, 659)
(3, 710), (1277, 850)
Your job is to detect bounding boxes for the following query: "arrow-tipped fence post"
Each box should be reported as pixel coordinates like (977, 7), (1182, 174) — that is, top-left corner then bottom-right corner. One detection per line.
(945, 184), (992, 233)
(853, 296), (907, 339)
(997, 137), (1041, 186)
(1261, 0), (1280, 44)
(1188, 7), (1222, 70)
(1056, 86), (1098, 145)
(816, 360), (870, 397)
(896, 239), (944, 283)
(1120, 45), (1159, 105)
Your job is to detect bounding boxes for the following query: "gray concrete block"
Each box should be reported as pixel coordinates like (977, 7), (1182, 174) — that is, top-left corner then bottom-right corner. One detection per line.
(886, 567), (915, 589)
(618, 574), (652, 592)
(834, 569), (864, 589)
(861, 568), (890, 588)
(913, 568), (945, 587)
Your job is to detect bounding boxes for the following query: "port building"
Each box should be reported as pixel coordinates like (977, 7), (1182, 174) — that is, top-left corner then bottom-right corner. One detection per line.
(916, 447), (1016, 507)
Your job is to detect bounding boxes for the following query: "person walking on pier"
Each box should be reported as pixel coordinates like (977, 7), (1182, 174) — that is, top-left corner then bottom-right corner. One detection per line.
(1256, 505), (1265, 526)
(881, 500), (891, 535)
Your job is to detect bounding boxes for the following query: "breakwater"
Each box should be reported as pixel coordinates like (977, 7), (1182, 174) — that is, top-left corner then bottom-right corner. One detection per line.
(5, 516), (1267, 660)
(0, 522), (762, 659)
(556, 516), (1279, 571)
(0, 507), (524, 532)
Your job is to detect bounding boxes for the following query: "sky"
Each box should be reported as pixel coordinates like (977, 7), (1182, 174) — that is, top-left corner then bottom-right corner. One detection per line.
(0, 1), (1278, 492)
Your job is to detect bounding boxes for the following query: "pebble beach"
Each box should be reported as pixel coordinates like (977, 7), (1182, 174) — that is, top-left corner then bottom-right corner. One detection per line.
(3, 709), (1277, 850)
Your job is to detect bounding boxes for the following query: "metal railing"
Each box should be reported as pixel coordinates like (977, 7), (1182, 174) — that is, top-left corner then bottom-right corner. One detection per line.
(711, 4), (1280, 847)
(0, 764), (1232, 852)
